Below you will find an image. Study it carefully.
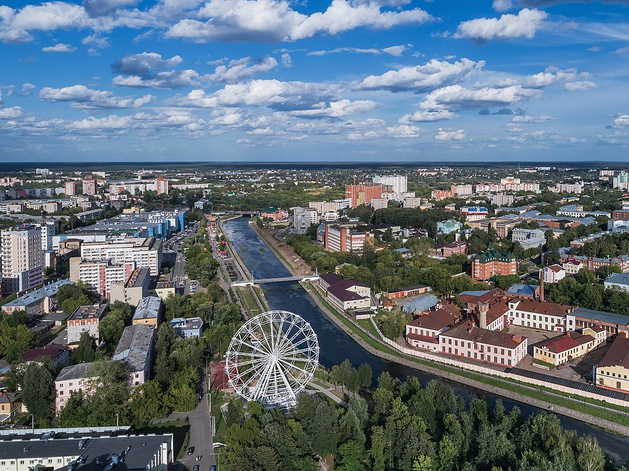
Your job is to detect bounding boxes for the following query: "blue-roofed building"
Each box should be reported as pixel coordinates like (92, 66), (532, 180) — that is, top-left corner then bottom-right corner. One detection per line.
(459, 290), (490, 297)
(507, 284), (540, 298)
(401, 294), (439, 314)
(604, 273), (629, 293)
(1, 279), (74, 316)
(573, 307), (629, 338)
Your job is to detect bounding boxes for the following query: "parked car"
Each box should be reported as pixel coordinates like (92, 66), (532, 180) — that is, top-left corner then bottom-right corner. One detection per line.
(187, 446), (195, 455)
(193, 466), (199, 471)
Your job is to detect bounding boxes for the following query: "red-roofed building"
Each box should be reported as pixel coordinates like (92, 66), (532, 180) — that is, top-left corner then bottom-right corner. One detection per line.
(596, 336), (629, 392)
(507, 298), (577, 332)
(433, 241), (468, 258)
(319, 272), (372, 314)
(533, 327), (606, 366)
(439, 320), (528, 367)
(22, 344), (70, 369)
(405, 303), (463, 352)
(539, 264), (566, 284)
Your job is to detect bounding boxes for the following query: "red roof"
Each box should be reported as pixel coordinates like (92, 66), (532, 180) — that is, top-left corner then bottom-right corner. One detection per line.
(512, 299), (575, 317)
(441, 319), (526, 349)
(536, 332), (593, 354)
(406, 332), (439, 344)
(599, 336), (629, 369)
(408, 305), (462, 332)
(22, 345), (68, 363)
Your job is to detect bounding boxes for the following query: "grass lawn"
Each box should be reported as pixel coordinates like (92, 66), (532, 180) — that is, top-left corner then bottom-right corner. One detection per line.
(209, 390), (229, 443)
(139, 419), (190, 459)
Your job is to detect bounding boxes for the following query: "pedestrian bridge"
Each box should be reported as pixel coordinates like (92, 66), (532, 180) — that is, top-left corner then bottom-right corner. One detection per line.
(231, 275), (319, 287)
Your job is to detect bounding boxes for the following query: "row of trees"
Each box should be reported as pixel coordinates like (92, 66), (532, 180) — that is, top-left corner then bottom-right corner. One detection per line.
(221, 371), (616, 471)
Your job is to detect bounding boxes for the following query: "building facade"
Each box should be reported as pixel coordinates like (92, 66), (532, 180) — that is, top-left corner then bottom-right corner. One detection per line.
(67, 304), (109, 344)
(471, 249), (517, 281)
(1, 225), (44, 295)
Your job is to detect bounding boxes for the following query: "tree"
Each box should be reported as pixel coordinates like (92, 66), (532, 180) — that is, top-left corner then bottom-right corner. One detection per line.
(576, 436), (604, 471)
(357, 363), (372, 390)
(72, 332), (98, 363)
(412, 455), (433, 471)
(56, 283), (90, 314)
(337, 440), (365, 471)
(20, 360), (56, 423)
(129, 380), (169, 427)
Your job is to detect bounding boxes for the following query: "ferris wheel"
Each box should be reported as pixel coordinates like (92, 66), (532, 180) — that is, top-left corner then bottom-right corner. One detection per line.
(225, 310), (319, 409)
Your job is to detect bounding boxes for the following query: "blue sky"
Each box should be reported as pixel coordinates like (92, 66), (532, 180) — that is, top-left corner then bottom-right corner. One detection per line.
(1, 0), (629, 163)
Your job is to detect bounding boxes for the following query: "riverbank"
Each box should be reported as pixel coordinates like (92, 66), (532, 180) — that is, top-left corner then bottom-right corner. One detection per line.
(249, 222), (629, 437)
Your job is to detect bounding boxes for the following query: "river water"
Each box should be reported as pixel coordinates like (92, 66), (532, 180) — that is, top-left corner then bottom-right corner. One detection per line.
(223, 216), (629, 461)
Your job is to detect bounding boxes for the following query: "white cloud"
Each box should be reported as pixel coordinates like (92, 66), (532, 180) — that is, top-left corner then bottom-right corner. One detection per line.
(281, 52), (292, 67)
(524, 67), (592, 89)
(454, 8), (547, 44)
(0, 106), (23, 119)
(42, 43), (77, 52)
(83, 0), (139, 17)
(434, 128), (466, 140)
(353, 58), (483, 92)
(492, 0), (514, 12)
(82, 33), (109, 48)
(610, 114), (629, 129)
(112, 52), (183, 76)
(174, 80), (341, 110)
(112, 70), (201, 88)
(68, 114), (133, 130)
(288, 99), (378, 118)
(39, 84), (154, 108)
(511, 114), (553, 123)
(209, 56), (278, 83)
(166, 0), (431, 43)
(564, 80), (596, 91)
(399, 109), (457, 123)
(420, 84), (541, 110)
(309, 44), (410, 57)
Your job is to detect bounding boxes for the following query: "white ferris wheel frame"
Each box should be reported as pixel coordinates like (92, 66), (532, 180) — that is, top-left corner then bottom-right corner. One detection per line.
(225, 310), (320, 408)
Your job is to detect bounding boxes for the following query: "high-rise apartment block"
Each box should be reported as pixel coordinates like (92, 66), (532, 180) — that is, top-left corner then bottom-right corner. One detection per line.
(324, 224), (374, 253)
(1, 225), (44, 294)
(345, 183), (382, 207)
(82, 175), (97, 195)
(156, 176), (169, 195)
(471, 248), (517, 281)
(293, 207), (319, 234)
(64, 181), (77, 196)
(372, 175), (407, 195)
(613, 172), (629, 191)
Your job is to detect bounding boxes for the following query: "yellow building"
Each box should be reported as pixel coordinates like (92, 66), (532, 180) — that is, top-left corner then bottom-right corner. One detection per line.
(155, 281), (176, 300)
(533, 327), (606, 366)
(596, 336), (629, 393)
(131, 296), (161, 329)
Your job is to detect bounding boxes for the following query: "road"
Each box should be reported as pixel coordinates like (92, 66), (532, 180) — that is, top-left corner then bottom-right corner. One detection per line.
(176, 375), (217, 471)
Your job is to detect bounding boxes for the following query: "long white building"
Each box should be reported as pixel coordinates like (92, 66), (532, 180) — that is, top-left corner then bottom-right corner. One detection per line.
(79, 237), (161, 275)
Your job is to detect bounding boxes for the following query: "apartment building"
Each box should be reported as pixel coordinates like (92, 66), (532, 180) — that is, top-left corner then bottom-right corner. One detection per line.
(372, 175), (407, 196)
(511, 228), (546, 249)
(67, 304), (109, 344)
(109, 267), (150, 306)
(540, 264), (566, 284)
(471, 248), (517, 281)
(64, 181), (77, 196)
(132, 295), (162, 329)
(324, 224), (374, 253)
(1, 225), (44, 295)
(70, 259), (136, 298)
(1, 279), (74, 315)
(292, 207), (319, 234)
(78, 237), (161, 275)
(113, 324), (155, 387)
(155, 176), (169, 195)
(345, 183), (382, 207)
(82, 175), (97, 195)
(55, 363), (94, 411)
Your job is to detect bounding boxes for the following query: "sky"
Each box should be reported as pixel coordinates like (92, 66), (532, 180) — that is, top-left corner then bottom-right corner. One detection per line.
(1, 0), (629, 163)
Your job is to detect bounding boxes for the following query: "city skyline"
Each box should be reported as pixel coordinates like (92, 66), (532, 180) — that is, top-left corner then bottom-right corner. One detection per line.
(1, 0), (629, 162)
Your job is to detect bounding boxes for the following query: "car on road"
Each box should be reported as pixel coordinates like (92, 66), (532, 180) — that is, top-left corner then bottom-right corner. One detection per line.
(193, 466), (199, 471)
(210, 467), (216, 471)
(187, 447), (195, 455)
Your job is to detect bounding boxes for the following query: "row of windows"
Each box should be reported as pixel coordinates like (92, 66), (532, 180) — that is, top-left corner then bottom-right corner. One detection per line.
(444, 338), (507, 355)
(441, 346), (513, 366)
(599, 370), (629, 379)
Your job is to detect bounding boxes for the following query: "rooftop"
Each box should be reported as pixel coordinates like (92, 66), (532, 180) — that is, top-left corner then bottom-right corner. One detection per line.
(56, 363), (94, 383)
(126, 267), (150, 288)
(507, 284), (539, 297)
(605, 272), (629, 286)
(442, 320), (526, 349)
(408, 304), (462, 331)
(2, 280), (75, 309)
(401, 294), (439, 314)
(573, 307), (629, 327)
(535, 331), (594, 354)
(22, 345), (68, 363)
(599, 336), (629, 369)
(328, 279), (370, 302)
(69, 304), (108, 322)
(113, 324), (155, 373)
(0, 431), (172, 471)
(132, 296), (161, 321)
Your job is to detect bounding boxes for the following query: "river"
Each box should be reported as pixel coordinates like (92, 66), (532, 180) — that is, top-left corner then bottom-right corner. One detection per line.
(222, 216), (629, 461)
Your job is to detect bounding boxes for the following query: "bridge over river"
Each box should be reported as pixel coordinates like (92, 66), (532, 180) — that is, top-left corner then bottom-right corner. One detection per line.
(231, 275), (319, 287)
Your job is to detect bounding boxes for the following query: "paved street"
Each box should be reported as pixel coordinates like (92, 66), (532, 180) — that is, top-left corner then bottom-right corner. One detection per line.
(171, 375), (217, 471)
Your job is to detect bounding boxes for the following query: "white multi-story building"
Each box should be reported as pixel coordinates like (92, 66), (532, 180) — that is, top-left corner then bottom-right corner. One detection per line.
(293, 207), (319, 234)
(1, 225), (44, 295)
(70, 259), (136, 299)
(155, 176), (169, 195)
(540, 264), (566, 284)
(549, 182), (583, 194)
(372, 175), (407, 196)
(511, 228), (546, 249)
(64, 181), (77, 196)
(309, 201), (341, 215)
(613, 172), (629, 190)
(79, 238), (161, 275)
(507, 298), (576, 332)
(403, 197), (422, 209)
(55, 363), (94, 411)
(371, 198), (388, 210)
(450, 184), (473, 196)
(34, 220), (56, 251)
(491, 193), (515, 206)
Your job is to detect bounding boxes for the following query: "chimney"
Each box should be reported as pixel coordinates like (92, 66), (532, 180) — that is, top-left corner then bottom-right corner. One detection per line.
(478, 302), (489, 329)
(566, 331), (571, 337)
(539, 272), (545, 302)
